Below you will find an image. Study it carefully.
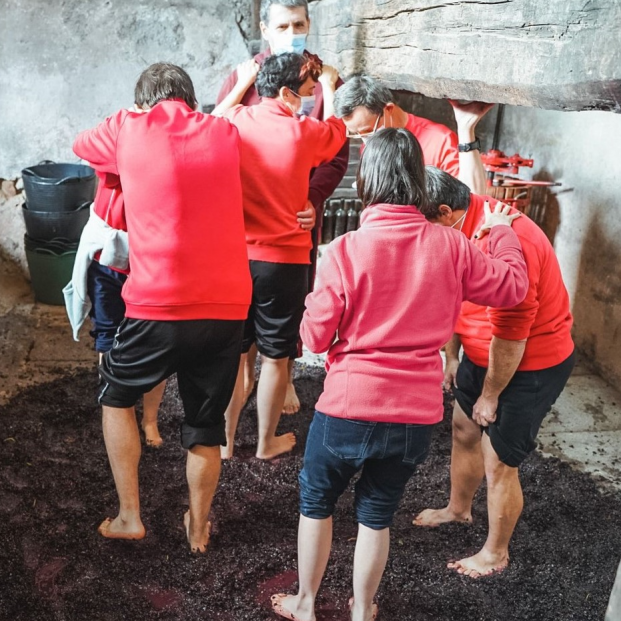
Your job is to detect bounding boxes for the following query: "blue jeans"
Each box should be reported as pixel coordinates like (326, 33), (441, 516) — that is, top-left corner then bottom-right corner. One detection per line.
(299, 411), (434, 529)
(86, 261), (127, 353)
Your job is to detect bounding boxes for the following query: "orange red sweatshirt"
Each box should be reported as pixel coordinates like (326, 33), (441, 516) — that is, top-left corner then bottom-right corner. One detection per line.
(405, 113), (459, 176)
(74, 100), (251, 322)
(224, 98), (347, 264)
(455, 193), (574, 370)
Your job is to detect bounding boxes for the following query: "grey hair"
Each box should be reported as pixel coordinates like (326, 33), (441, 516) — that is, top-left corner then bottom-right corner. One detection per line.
(260, 0), (309, 24)
(334, 74), (394, 118)
(422, 166), (471, 219)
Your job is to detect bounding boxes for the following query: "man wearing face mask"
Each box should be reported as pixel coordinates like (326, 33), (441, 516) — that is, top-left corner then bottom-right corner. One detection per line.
(216, 52), (347, 461)
(216, 0), (349, 416)
(334, 75), (493, 196)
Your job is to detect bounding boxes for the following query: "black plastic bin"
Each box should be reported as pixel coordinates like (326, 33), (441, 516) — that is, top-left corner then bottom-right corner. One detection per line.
(21, 161), (96, 211)
(22, 202), (90, 241)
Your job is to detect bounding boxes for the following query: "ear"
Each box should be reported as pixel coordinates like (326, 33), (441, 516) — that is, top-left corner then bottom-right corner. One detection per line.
(437, 204), (454, 225)
(279, 86), (291, 101)
(384, 102), (395, 114)
(259, 21), (269, 41)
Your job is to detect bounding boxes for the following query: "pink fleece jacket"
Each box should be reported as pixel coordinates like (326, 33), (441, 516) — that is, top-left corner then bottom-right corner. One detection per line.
(300, 204), (528, 425)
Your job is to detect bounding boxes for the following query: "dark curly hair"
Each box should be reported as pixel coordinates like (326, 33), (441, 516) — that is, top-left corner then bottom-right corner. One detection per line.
(256, 52), (322, 98)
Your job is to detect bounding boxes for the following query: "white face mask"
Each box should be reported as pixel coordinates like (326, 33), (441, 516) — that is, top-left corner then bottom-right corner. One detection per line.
(290, 91), (316, 116)
(451, 212), (467, 230)
(272, 32), (307, 55)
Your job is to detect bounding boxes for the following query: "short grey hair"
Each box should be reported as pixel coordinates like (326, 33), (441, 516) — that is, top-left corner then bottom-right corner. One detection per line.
(260, 0), (309, 24)
(422, 166), (471, 219)
(334, 75), (394, 118)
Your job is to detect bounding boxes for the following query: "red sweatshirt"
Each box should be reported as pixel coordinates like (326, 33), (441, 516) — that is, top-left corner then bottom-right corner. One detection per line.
(301, 204), (528, 425)
(74, 100), (251, 321)
(405, 113), (460, 176)
(455, 194), (574, 370)
(224, 99), (347, 263)
(217, 48), (349, 211)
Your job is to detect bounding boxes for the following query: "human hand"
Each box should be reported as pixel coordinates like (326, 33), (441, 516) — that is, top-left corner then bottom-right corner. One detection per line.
(472, 394), (498, 427)
(236, 59), (260, 89)
(443, 357), (460, 391)
(448, 100), (495, 131)
(318, 64), (339, 89)
(297, 200), (316, 230)
(474, 201), (521, 240)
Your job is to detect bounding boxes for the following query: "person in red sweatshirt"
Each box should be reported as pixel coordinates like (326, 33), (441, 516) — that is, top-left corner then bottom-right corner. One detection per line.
(270, 128), (528, 621)
(73, 63), (251, 552)
(216, 0), (349, 415)
(86, 171), (165, 448)
(216, 52), (346, 460)
(414, 167), (575, 579)
(333, 74), (493, 195)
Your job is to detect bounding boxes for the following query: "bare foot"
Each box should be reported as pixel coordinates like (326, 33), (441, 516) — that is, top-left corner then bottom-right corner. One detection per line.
(220, 444), (234, 460)
(142, 419), (163, 448)
(97, 516), (145, 540)
(184, 510), (211, 554)
(349, 597), (379, 621)
(256, 433), (296, 460)
(413, 507), (472, 527)
(281, 382), (300, 415)
(271, 593), (315, 621)
(447, 548), (508, 578)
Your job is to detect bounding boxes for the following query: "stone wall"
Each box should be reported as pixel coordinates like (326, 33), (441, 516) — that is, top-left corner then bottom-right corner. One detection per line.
(307, 0), (621, 111)
(0, 0), (255, 270)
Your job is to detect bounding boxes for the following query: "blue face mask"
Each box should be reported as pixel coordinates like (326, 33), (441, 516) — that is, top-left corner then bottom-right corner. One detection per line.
(272, 33), (308, 55)
(297, 95), (316, 116)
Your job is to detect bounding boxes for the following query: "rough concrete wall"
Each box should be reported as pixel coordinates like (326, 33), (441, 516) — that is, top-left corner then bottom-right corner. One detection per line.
(0, 0), (253, 178)
(0, 0), (254, 271)
(307, 0), (621, 111)
(477, 106), (621, 386)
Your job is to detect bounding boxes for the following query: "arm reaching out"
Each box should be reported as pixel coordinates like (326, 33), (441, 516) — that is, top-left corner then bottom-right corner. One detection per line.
(212, 59), (259, 116)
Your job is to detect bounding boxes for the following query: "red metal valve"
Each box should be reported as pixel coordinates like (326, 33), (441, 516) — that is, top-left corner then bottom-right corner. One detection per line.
(481, 149), (534, 174)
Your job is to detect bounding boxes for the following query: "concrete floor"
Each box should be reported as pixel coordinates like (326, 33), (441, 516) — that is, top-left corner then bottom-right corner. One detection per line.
(1, 253), (620, 489)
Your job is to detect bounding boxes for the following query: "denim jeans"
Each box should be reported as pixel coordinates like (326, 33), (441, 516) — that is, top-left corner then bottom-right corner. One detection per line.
(299, 411), (434, 529)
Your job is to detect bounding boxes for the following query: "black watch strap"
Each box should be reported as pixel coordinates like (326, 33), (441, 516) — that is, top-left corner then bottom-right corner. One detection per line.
(458, 138), (481, 153)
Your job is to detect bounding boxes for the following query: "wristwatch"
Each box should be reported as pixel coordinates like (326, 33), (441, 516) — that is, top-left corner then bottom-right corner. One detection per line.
(458, 138), (481, 153)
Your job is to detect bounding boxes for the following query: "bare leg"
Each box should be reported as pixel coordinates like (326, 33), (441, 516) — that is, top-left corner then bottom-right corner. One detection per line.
(220, 354), (247, 459)
(448, 433), (522, 577)
(243, 343), (258, 406)
(271, 515), (332, 621)
(98, 405), (145, 539)
(282, 359), (301, 415)
(256, 355), (296, 460)
(185, 444), (221, 553)
(141, 380), (166, 447)
(350, 524), (388, 621)
(414, 402), (483, 526)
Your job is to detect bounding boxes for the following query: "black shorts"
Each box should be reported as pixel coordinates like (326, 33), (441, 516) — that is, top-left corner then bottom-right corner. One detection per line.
(98, 318), (243, 449)
(242, 260), (309, 359)
(453, 350), (575, 467)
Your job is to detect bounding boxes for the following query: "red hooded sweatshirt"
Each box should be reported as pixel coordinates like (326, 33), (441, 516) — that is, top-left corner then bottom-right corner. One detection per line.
(74, 100), (251, 321)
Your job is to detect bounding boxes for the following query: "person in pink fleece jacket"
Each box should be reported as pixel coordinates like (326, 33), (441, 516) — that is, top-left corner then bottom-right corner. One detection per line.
(270, 128), (528, 621)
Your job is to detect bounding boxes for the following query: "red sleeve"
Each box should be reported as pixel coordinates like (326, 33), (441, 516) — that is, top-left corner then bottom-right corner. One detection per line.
(300, 245), (346, 353)
(73, 110), (129, 177)
(461, 226), (528, 309)
(216, 70), (238, 105)
(306, 117), (347, 170)
(439, 130), (460, 177)
(487, 239), (540, 340)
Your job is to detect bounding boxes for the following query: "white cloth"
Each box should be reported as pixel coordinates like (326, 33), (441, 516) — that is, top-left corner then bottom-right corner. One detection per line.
(62, 205), (129, 340)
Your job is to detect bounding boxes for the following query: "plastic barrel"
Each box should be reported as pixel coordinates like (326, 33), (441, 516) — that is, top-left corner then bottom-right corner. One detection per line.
(21, 162), (96, 212)
(22, 202), (90, 241)
(25, 246), (77, 305)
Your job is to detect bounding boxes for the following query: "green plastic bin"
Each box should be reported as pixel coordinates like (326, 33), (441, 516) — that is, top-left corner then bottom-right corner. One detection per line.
(25, 246), (76, 305)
